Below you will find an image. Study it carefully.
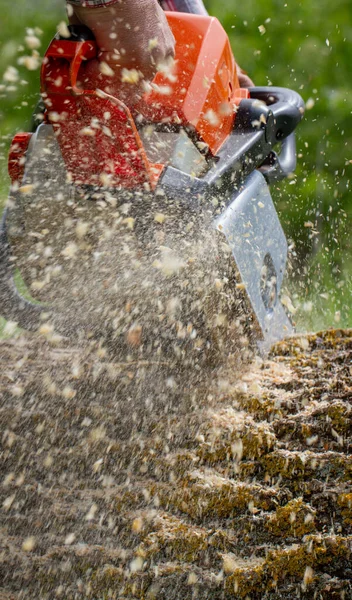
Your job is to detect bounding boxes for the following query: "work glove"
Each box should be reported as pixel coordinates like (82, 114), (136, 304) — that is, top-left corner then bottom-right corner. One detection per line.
(237, 67), (254, 88)
(67, 0), (176, 103)
(67, 0), (253, 104)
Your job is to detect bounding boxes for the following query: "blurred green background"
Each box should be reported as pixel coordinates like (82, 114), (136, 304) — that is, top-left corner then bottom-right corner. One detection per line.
(0, 0), (351, 331)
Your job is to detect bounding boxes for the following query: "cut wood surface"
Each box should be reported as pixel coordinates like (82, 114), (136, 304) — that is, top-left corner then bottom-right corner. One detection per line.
(0, 329), (351, 599)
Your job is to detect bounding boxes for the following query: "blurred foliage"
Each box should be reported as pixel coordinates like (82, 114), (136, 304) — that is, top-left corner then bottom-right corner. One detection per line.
(0, 0), (65, 196)
(0, 0), (351, 330)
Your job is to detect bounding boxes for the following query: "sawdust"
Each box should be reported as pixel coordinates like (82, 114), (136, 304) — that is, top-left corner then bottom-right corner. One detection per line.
(8, 181), (255, 369)
(0, 328), (351, 598)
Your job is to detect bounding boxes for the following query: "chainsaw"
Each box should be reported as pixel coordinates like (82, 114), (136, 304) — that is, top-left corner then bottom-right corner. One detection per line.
(0, 12), (304, 355)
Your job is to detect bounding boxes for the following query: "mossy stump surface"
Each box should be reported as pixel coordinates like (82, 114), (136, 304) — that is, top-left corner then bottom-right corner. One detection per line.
(0, 329), (351, 599)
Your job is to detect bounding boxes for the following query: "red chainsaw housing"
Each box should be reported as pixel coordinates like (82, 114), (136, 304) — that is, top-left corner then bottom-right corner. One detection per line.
(8, 133), (32, 185)
(16, 13), (249, 189)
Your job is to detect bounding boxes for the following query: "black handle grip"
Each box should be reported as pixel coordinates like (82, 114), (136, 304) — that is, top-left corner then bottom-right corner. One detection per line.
(259, 132), (297, 183)
(56, 24), (96, 42)
(249, 86), (305, 140)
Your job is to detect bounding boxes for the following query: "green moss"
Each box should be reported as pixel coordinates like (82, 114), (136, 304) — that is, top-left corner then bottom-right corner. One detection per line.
(311, 329), (352, 348)
(225, 564), (266, 598)
(236, 393), (282, 421)
(266, 535), (350, 579)
(195, 419), (276, 464)
(237, 461), (258, 480)
(266, 498), (316, 538)
(261, 450), (352, 485)
(154, 450), (200, 481)
(115, 490), (146, 513)
(225, 535), (351, 597)
(265, 543), (313, 582)
(89, 564), (125, 597)
(272, 330), (352, 357)
(154, 470), (289, 520)
(325, 402), (351, 434)
(136, 514), (208, 563)
(261, 450), (308, 483)
(338, 493), (352, 526)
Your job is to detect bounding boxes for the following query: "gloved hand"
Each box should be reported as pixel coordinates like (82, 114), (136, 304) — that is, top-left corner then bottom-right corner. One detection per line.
(237, 67), (254, 88)
(67, 0), (175, 103)
(67, 0), (253, 103)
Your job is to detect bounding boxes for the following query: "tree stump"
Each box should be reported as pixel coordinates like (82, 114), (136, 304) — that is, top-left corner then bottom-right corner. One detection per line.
(0, 329), (351, 599)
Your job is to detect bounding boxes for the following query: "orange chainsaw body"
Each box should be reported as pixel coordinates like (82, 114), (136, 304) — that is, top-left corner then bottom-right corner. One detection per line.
(29, 13), (248, 189)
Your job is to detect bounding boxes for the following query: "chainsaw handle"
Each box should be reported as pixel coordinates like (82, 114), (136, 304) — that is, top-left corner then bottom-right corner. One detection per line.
(70, 41), (97, 95)
(59, 25), (98, 95)
(249, 86), (305, 140)
(58, 24), (96, 43)
(42, 25), (98, 98)
(259, 132), (297, 183)
(246, 87), (304, 182)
